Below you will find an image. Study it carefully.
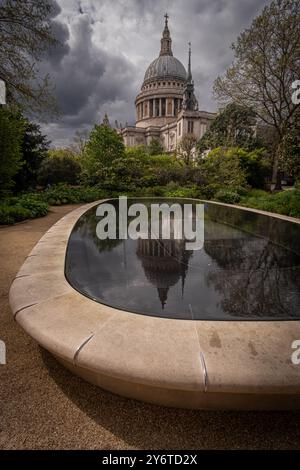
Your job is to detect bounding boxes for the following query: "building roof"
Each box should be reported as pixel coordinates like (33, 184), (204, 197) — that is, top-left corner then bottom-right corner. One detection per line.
(144, 55), (187, 83)
(143, 14), (186, 85)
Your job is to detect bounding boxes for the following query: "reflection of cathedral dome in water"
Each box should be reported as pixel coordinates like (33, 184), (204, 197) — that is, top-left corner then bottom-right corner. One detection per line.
(136, 238), (192, 308)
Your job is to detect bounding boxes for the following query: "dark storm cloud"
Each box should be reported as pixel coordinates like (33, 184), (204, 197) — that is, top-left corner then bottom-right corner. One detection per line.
(46, 20), (70, 64)
(40, 0), (270, 146)
(48, 0), (62, 18)
(53, 15), (135, 116)
(52, 16), (105, 115)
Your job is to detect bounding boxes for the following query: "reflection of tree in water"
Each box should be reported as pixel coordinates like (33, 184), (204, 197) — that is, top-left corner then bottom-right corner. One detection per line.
(72, 206), (123, 252)
(204, 236), (300, 318)
(137, 238), (193, 309)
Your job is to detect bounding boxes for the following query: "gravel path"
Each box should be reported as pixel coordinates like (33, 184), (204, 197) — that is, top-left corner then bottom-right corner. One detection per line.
(0, 204), (300, 450)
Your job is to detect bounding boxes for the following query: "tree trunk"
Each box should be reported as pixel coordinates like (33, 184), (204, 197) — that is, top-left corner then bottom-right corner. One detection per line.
(272, 142), (282, 191)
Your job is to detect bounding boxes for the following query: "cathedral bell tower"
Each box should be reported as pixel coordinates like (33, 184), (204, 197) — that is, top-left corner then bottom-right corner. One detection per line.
(182, 42), (199, 111)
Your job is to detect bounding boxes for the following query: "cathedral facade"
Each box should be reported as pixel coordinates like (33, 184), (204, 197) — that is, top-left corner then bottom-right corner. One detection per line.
(118, 15), (216, 152)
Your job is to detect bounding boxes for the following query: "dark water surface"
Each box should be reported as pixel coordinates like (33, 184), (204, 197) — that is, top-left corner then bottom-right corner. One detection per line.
(65, 199), (300, 320)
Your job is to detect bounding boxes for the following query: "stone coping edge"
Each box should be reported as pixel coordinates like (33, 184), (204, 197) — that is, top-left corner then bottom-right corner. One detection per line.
(8, 199), (300, 409)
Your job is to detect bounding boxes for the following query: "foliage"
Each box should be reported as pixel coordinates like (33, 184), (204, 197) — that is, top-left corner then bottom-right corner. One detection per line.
(83, 124), (125, 184)
(37, 152), (81, 186)
(101, 147), (182, 189)
(70, 129), (89, 156)
(0, 0), (60, 115)
(198, 147), (269, 190)
(162, 183), (201, 199)
(197, 103), (262, 153)
(40, 184), (108, 205)
(0, 204), (32, 224)
(214, 189), (241, 204)
(281, 123), (300, 181)
(199, 147), (247, 188)
(148, 153), (179, 169)
(213, 0), (300, 188)
(147, 137), (164, 156)
(19, 194), (49, 217)
(154, 166), (206, 187)
(240, 187), (300, 218)
(0, 107), (24, 195)
(133, 183), (201, 199)
(0, 194), (48, 224)
(235, 147), (270, 189)
(2, 182), (300, 224)
(47, 147), (78, 159)
(124, 145), (148, 160)
(14, 119), (50, 191)
(0, 184), (110, 224)
(101, 157), (145, 191)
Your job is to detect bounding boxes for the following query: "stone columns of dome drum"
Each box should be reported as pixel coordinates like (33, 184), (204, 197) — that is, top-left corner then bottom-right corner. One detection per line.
(136, 94), (184, 121)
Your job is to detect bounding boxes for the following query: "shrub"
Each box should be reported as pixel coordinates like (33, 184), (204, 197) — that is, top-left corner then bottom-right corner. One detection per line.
(214, 189), (241, 204)
(102, 157), (145, 190)
(237, 148), (270, 189)
(153, 166), (206, 187)
(41, 184), (108, 205)
(37, 155), (81, 185)
(20, 195), (48, 217)
(147, 138), (164, 156)
(197, 183), (223, 199)
(0, 196), (48, 224)
(142, 186), (166, 197)
(200, 147), (247, 188)
(240, 187), (300, 218)
(0, 205), (32, 224)
(164, 185), (200, 199)
(148, 154), (179, 169)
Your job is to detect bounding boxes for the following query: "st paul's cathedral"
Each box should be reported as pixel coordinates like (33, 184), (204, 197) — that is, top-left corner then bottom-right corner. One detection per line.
(116, 14), (216, 151)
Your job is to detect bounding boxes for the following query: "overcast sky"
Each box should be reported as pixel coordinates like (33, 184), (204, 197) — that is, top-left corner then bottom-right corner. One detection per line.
(41, 0), (270, 147)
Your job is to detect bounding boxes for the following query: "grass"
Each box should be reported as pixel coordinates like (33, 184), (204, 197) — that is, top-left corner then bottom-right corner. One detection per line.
(239, 187), (300, 218)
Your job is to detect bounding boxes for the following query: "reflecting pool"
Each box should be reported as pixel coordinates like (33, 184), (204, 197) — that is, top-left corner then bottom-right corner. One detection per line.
(65, 199), (300, 320)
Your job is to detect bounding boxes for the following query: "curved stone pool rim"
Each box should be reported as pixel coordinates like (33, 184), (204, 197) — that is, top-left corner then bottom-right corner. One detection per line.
(9, 199), (300, 409)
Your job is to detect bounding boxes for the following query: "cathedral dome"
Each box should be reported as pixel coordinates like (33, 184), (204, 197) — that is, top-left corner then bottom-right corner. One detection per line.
(143, 55), (186, 84)
(135, 14), (189, 128)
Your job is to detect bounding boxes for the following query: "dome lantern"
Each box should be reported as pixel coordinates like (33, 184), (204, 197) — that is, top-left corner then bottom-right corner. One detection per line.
(160, 13), (173, 57)
(142, 15), (186, 86)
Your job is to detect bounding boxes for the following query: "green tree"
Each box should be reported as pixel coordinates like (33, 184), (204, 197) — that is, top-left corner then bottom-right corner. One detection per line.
(37, 149), (81, 186)
(103, 157), (145, 190)
(70, 129), (89, 157)
(200, 147), (247, 188)
(147, 137), (164, 156)
(125, 145), (148, 161)
(197, 103), (262, 153)
(0, 0), (61, 115)
(14, 120), (50, 190)
(176, 135), (197, 166)
(83, 124), (125, 184)
(280, 108), (300, 182)
(236, 148), (270, 189)
(0, 107), (24, 195)
(214, 0), (300, 190)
